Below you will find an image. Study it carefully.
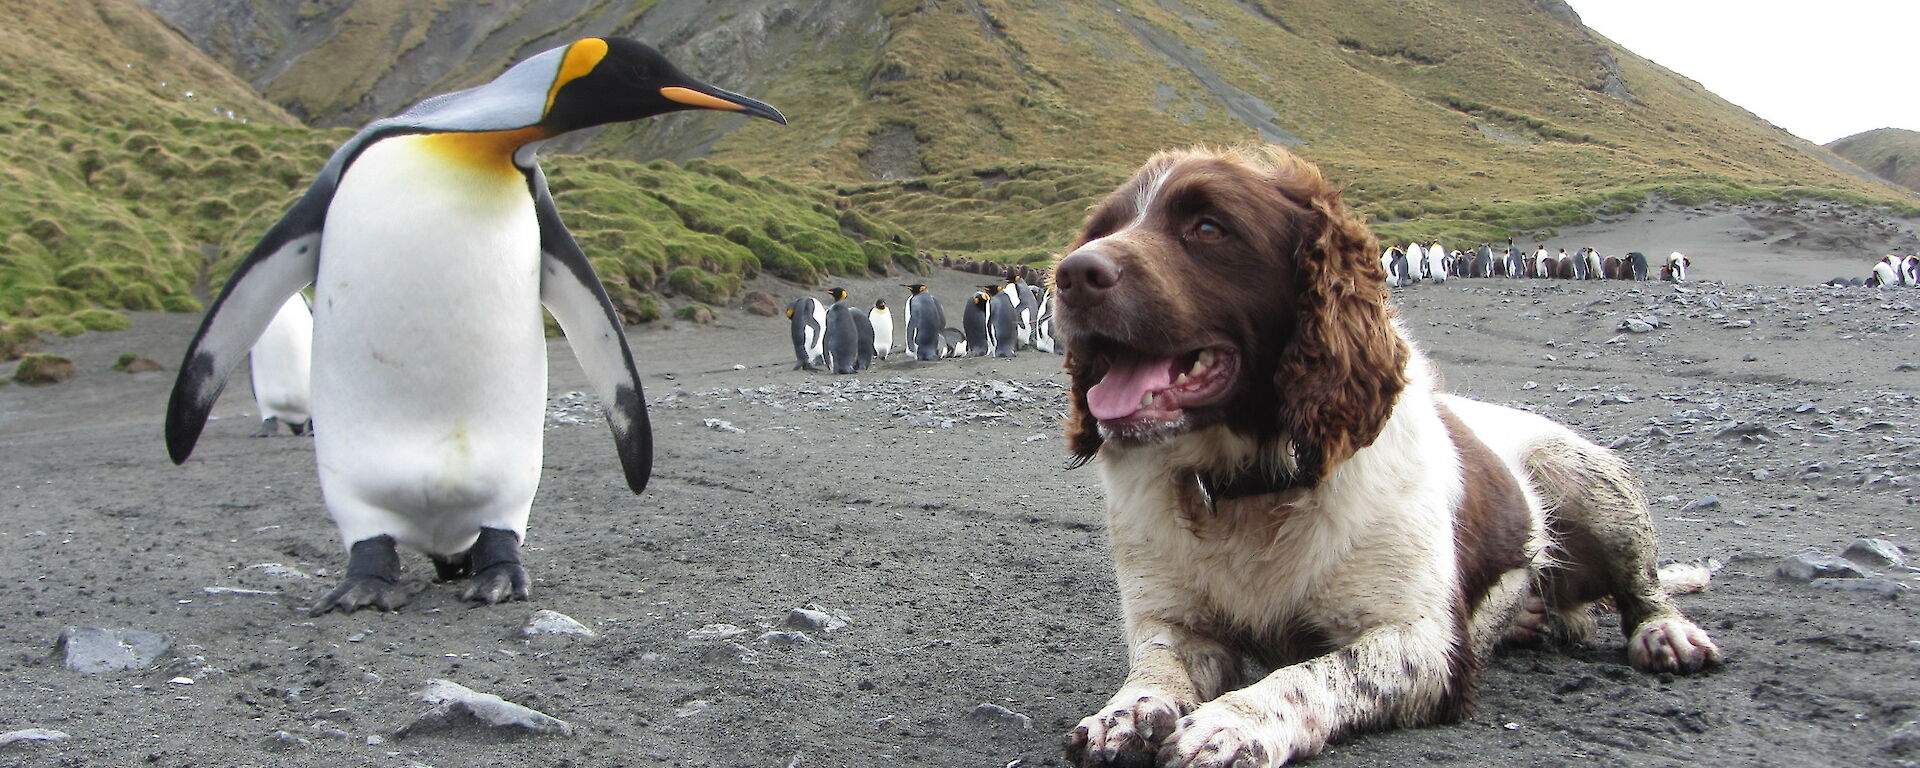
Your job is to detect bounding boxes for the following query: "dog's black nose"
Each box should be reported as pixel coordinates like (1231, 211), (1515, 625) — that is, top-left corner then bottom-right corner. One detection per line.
(1056, 248), (1121, 298)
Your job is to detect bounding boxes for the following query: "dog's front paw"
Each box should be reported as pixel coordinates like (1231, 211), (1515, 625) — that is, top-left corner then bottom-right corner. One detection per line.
(1629, 617), (1720, 674)
(1159, 694), (1312, 768)
(1065, 688), (1192, 767)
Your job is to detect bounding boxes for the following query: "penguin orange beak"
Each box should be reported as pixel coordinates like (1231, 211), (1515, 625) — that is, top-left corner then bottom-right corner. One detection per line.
(660, 86), (787, 124)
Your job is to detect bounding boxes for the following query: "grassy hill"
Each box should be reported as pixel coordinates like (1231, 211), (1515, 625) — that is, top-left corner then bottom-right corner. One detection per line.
(144, 0), (1917, 261)
(1828, 128), (1920, 195)
(1, 0), (918, 361)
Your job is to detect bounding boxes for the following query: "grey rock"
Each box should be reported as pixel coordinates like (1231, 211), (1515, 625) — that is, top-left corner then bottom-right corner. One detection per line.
(0, 729), (71, 746)
(1777, 551), (1867, 581)
(263, 731), (310, 751)
(966, 703), (1032, 730)
(396, 679), (574, 738)
(699, 642), (760, 665)
(757, 631), (813, 648)
(783, 607), (849, 634)
(701, 418), (746, 434)
(1621, 318), (1656, 334)
(523, 610), (595, 637)
(1843, 539), (1906, 568)
(1679, 496), (1722, 513)
(686, 623), (749, 642)
(56, 627), (169, 674)
(1891, 721), (1920, 755)
(1809, 578), (1908, 596)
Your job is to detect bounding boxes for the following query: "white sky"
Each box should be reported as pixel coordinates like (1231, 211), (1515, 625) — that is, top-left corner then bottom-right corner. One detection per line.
(1562, 1), (1919, 145)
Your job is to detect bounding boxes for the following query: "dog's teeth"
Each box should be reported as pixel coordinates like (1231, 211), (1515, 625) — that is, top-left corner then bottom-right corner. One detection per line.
(1174, 373), (1189, 386)
(1193, 349), (1214, 375)
(1141, 390), (1155, 408)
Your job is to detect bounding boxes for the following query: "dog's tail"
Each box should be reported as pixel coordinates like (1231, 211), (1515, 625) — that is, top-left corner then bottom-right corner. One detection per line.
(1656, 559), (1718, 595)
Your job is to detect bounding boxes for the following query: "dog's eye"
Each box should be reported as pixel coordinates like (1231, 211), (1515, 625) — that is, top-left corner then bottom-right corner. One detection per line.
(1192, 220), (1226, 242)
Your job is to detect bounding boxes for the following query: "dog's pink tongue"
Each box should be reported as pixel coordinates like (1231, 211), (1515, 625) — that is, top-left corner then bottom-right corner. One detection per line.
(1087, 357), (1173, 421)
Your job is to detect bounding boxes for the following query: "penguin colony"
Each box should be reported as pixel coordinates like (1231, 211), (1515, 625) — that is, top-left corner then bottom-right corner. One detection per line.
(786, 275), (1063, 372)
(1825, 253), (1920, 288)
(1379, 238), (1698, 285)
(167, 38), (785, 614)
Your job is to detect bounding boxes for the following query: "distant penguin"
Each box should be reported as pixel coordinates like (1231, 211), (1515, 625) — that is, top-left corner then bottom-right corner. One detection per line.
(249, 292), (314, 437)
(869, 299), (893, 361)
(986, 284), (1019, 357)
(903, 284), (944, 361)
(1475, 243), (1495, 277)
(786, 296), (824, 371)
(1023, 283), (1046, 346)
(1665, 252), (1690, 283)
(1870, 260), (1896, 288)
(962, 289), (990, 357)
(1425, 241), (1447, 283)
(163, 37), (786, 614)
(1380, 247), (1401, 286)
(1570, 248), (1590, 280)
(1584, 247), (1604, 279)
(1504, 239), (1524, 279)
(822, 288), (859, 374)
(1628, 252), (1650, 281)
(1035, 289), (1064, 355)
(1006, 274), (1038, 348)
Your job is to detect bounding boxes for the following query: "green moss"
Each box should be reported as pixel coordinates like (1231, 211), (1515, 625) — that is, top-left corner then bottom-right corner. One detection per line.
(0, 322), (39, 361)
(11, 352), (74, 385)
(73, 308), (132, 332)
(673, 302), (716, 324)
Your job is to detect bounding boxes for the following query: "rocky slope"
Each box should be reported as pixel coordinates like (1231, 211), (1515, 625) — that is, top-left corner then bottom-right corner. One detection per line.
(1829, 128), (1920, 196)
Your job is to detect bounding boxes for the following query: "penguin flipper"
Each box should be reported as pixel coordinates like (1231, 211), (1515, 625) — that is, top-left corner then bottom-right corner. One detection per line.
(165, 197), (325, 464)
(530, 167), (652, 494)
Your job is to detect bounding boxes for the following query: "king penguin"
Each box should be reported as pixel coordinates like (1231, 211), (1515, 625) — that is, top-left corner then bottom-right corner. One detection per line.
(164, 38), (785, 614)
(985, 283), (1019, 357)
(248, 292), (314, 436)
(822, 287), (859, 374)
(786, 296), (824, 371)
(962, 288), (990, 357)
(869, 299), (893, 361)
(903, 284), (944, 361)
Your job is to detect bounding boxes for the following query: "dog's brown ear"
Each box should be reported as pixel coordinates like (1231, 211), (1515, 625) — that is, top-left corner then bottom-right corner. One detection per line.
(1063, 353), (1103, 466)
(1274, 180), (1409, 481)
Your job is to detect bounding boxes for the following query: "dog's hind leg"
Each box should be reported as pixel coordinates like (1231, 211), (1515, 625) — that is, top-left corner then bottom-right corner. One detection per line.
(1523, 438), (1720, 674)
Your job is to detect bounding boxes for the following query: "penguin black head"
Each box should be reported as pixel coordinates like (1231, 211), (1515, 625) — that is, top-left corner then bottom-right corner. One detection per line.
(541, 38), (786, 134)
(874, 299), (888, 310)
(824, 287), (849, 302)
(901, 284), (927, 295)
(980, 284), (1002, 295)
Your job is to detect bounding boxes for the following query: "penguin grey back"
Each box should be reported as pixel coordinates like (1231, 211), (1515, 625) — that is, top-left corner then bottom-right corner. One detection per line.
(787, 297), (821, 370)
(1628, 252), (1649, 281)
(962, 293), (989, 357)
(908, 292), (944, 361)
(853, 309), (874, 371)
(824, 300), (858, 374)
(988, 290), (1018, 357)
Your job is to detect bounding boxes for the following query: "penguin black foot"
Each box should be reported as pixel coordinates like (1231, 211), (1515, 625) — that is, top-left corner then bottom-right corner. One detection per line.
(290, 419), (312, 436)
(459, 527), (531, 605)
(309, 535), (411, 616)
(252, 417), (282, 437)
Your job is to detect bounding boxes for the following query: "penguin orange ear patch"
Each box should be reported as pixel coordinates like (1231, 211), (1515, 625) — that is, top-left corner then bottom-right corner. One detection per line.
(546, 38), (611, 115)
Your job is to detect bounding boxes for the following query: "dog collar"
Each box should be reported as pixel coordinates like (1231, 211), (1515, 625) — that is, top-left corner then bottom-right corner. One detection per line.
(1194, 468), (1305, 513)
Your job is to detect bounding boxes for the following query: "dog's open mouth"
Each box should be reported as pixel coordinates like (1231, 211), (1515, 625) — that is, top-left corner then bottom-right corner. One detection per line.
(1085, 346), (1238, 425)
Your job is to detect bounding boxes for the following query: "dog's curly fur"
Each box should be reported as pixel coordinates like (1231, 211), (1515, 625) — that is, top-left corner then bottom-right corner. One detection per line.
(1054, 145), (1720, 768)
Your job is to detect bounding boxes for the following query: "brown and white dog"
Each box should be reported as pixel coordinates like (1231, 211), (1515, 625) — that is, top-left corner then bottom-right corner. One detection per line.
(1052, 145), (1719, 768)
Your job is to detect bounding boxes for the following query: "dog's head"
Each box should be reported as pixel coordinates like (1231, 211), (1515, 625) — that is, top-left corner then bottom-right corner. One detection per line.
(1053, 145), (1408, 481)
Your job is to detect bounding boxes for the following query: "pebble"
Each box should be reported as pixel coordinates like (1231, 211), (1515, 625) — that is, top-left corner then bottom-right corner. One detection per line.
(56, 627), (169, 674)
(1776, 551), (1867, 582)
(1679, 496), (1722, 514)
(523, 610), (595, 637)
(757, 631), (814, 648)
(783, 607), (850, 634)
(966, 703), (1032, 730)
(1890, 721), (1920, 755)
(0, 729), (71, 746)
(701, 418), (746, 434)
(396, 679), (574, 738)
(1843, 539), (1906, 569)
(263, 731), (309, 751)
(686, 623), (749, 642)
(1621, 318), (1656, 334)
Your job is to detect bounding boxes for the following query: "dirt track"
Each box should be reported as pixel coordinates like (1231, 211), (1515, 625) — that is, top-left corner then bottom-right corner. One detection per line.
(2, 211), (1919, 767)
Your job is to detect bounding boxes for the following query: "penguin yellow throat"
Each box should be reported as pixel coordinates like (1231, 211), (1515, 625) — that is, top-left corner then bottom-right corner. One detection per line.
(415, 127), (550, 177)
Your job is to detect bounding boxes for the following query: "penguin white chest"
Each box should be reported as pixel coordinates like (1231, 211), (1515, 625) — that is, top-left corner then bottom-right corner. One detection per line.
(310, 133), (547, 548)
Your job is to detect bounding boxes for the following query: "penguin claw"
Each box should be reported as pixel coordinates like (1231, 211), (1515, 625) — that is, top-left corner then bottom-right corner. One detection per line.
(461, 564), (531, 604)
(308, 576), (412, 616)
